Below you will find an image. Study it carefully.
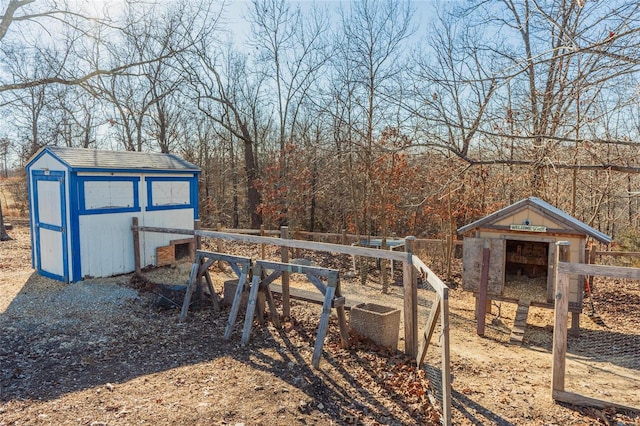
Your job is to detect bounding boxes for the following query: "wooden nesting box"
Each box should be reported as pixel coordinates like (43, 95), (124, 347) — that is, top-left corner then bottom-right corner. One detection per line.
(458, 197), (611, 313)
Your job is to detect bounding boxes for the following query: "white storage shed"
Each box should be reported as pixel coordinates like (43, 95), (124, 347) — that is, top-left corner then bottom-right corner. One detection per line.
(26, 146), (200, 282)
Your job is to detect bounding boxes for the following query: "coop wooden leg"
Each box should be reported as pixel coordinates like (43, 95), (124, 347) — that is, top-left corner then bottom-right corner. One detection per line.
(224, 271), (248, 340)
(241, 274), (262, 346)
(312, 286), (336, 368)
(179, 256), (202, 322)
(569, 312), (580, 337)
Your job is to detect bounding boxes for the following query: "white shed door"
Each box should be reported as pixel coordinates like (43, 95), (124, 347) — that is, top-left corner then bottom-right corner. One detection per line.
(33, 171), (68, 281)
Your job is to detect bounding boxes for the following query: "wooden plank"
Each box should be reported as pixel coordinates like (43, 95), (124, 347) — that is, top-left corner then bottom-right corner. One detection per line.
(281, 226), (290, 318)
(194, 220), (201, 251)
(179, 257), (202, 322)
(477, 242), (490, 336)
(335, 278), (350, 349)
(312, 285), (336, 368)
(552, 242), (570, 395)
(269, 284), (359, 309)
(440, 286), (452, 426)
(203, 270), (221, 313)
(194, 250), (252, 266)
(132, 217), (141, 274)
(547, 243), (556, 303)
(417, 293), (441, 367)
(138, 226), (408, 262)
(262, 283), (281, 328)
(241, 272), (263, 346)
(403, 236), (418, 358)
(220, 227), (281, 236)
(412, 255), (448, 298)
(305, 273), (327, 295)
(552, 390), (640, 412)
(510, 302), (530, 344)
(198, 258), (216, 274)
(558, 262), (640, 280)
(224, 270), (249, 340)
(256, 260), (339, 277)
(254, 270), (280, 288)
(593, 250), (640, 258)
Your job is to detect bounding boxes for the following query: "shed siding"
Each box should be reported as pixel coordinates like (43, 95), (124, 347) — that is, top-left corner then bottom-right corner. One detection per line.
(29, 153), (67, 172)
(141, 209), (194, 266)
(495, 208), (563, 229)
(79, 213), (137, 278)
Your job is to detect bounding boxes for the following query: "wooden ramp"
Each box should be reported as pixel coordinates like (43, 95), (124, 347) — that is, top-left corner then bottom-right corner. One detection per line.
(510, 301), (530, 344)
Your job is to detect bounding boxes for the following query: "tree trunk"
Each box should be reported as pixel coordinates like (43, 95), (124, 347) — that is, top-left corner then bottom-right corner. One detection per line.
(239, 122), (261, 229)
(0, 199), (12, 241)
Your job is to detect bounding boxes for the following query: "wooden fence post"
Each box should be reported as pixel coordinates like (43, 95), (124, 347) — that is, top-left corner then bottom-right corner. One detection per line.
(403, 236), (418, 357)
(132, 217), (141, 275)
(552, 241), (570, 397)
(194, 219), (201, 250)
(445, 234), (452, 283)
(341, 228), (347, 246)
(477, 239), (490, 336)
(281, 226), (290, 318)
(260, 225), (266, 259)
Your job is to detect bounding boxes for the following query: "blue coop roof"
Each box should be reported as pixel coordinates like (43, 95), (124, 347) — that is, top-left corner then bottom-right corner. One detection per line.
(457, 197), (611, 244)
(27, 146), (200, 173)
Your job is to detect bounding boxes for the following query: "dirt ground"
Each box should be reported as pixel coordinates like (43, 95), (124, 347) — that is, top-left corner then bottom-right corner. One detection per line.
(1, 222), (639, 425)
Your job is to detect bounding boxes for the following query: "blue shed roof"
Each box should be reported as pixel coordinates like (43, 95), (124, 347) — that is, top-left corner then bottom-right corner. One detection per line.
(457, 197), (611, 244)
(27, 146), (200, 172)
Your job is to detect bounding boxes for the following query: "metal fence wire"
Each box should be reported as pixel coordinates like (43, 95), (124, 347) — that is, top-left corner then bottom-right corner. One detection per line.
(565, 276), (640, 409)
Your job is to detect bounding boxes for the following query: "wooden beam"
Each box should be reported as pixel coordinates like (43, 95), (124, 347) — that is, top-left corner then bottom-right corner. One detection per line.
(477, 241), (490, 336)
(594, 250), (640, 258)
(132, 217), (141, 274)
(552, 241), (570, 395)
(137, 226), (408, 262)
(558, 262), (640, 280)
(269, 284), (357, 309)
(241, 271), (263, 346)
(224, 269), (250, 340)
(553, 390), (640, 412)
(403, 236), (418, 358)
(256, 259), (339, 277)
(411, 255), (448, 298)
(194, 220), (201, 251)
(281, 226), (290, 318)
(441, 286), (452, 426)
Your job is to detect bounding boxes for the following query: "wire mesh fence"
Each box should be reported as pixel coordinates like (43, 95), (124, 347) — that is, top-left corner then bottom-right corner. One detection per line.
(417, 284), (445, 402)
(565, 276), (640, 409)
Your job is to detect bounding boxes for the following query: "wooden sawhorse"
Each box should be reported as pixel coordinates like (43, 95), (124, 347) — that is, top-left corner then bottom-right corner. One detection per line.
(241, 260), (350, 368)
(180, 251), (252, 326)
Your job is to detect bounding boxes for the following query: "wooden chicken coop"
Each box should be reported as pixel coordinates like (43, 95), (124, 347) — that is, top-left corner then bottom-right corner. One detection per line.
(457, 197), (611, 340)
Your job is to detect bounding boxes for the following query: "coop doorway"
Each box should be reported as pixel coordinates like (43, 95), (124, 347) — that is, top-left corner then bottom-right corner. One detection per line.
(503, 239), (551, 304)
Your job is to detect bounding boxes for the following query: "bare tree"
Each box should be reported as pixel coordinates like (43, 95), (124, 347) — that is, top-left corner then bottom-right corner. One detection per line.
(248, 0), (330, 226)
(187, 39), (268, 228)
